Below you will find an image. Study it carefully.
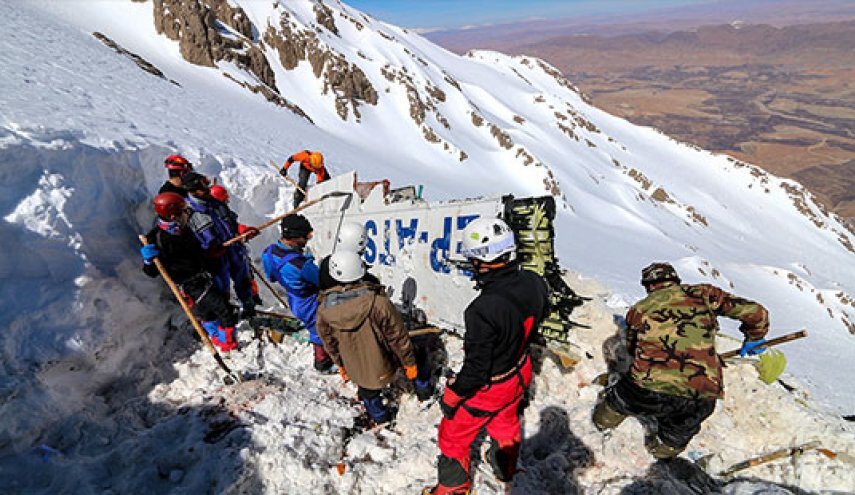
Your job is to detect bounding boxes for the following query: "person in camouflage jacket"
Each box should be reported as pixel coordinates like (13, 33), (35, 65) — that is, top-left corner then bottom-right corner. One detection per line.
(593, 262), (769, 458)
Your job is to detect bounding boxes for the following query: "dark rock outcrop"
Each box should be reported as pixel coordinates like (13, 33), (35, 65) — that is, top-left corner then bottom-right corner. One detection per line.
(92, 32), (179, 85)
(264, 19), (377, 121)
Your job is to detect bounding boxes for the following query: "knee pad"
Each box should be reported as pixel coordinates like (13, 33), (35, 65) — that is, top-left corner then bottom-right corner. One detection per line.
(433, 454), (470, 493)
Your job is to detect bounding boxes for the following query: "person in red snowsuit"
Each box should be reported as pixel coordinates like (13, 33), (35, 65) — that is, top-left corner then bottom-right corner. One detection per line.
(279, 150), (330, 208)
(425, 218), (548, 494)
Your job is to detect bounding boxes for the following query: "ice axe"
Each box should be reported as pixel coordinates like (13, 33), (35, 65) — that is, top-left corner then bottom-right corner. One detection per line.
(720, 330), (807, 384)
(138, 235), (242, 385)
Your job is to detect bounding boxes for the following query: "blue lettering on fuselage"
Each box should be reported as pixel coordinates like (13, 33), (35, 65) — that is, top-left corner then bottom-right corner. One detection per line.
(356, 214), (481, 273)
(364, 220), (377, 264)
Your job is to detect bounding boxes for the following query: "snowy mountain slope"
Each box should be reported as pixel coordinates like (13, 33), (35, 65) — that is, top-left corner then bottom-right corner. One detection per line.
(0, 0), (854, 493)
(17, 0), (855, 412)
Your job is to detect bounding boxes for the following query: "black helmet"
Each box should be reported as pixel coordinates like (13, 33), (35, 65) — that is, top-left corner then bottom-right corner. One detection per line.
(280, 214), (313, 239)
(641, 262), (681, 286)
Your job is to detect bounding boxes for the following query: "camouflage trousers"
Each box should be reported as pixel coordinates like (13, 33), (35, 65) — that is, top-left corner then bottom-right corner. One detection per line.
(604, 377), (716, 450)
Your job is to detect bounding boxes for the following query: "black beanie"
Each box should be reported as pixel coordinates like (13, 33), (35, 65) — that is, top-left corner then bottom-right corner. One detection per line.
(280, 214), (313, 238)
(182, 172), (210, 192)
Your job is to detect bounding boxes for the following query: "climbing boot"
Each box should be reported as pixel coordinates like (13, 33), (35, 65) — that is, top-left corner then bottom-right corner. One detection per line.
(645, 435), (685, 459)
(592, 400), (626, 431)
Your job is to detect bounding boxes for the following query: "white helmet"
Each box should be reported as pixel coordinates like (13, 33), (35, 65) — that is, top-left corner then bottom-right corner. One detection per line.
(336, 221), (368, 254)
(460, 217), (516, 262)
(327, 251), (366, 283)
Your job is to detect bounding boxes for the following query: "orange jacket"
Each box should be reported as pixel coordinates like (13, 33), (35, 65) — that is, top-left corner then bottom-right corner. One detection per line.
(283, 150), (330, 182)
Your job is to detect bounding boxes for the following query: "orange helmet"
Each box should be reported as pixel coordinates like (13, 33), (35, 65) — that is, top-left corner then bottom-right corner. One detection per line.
(210, 184), (229, 203)
(309, 152), (324, 170)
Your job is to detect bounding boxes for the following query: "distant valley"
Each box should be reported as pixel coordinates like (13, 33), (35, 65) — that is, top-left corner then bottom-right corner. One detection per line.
(431, 18), (855, 227)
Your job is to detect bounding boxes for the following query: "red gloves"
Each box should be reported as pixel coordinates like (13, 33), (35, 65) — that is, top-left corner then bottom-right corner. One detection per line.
(238, 224), (260, 239)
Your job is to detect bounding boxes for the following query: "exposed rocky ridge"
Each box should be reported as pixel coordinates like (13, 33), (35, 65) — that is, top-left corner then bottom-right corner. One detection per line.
(263, 13), (376, 121)
(151, 0), (307, 120)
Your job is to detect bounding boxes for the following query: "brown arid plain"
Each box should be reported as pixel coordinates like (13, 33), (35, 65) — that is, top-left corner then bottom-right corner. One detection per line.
(429, 12), (855, 228)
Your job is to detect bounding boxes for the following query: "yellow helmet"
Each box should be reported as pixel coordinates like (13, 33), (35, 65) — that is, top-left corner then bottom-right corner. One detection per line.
(309, 152), (324, 169)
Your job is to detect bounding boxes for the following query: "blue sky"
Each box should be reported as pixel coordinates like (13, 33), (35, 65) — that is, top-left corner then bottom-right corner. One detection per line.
(345, 0), (718, 30)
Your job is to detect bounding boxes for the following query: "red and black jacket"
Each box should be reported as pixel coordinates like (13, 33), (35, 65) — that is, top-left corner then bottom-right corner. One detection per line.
(450, 264), (549, 398)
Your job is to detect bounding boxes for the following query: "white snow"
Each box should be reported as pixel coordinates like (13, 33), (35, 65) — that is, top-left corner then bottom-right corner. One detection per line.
(1, 0), (854, 493)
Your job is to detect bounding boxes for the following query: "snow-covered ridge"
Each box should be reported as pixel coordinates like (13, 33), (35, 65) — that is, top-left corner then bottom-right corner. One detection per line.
(1, 0), (855, 492)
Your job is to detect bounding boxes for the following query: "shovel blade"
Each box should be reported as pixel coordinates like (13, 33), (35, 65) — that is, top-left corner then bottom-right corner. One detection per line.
(756, 349), (787, 384)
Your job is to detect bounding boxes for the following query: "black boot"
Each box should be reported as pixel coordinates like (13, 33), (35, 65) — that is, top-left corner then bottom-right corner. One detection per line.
(485, 438), (521, 482)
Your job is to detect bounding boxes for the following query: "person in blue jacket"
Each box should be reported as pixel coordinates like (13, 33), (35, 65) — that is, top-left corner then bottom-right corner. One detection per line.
(262, 214), (334, 372)
(182, 172), (259, 319)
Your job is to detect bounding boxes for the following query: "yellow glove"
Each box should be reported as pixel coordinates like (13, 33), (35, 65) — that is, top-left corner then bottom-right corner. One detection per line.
(404, 364), (418, 380)
(339, 367), (349, 382)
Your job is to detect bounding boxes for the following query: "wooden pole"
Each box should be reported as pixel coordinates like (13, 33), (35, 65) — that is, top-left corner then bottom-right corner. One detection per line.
(250, 263), (289, 310)
(138, 235), (240, 383)
(222, 194), (330, 247)
(720, 330), (807, 360)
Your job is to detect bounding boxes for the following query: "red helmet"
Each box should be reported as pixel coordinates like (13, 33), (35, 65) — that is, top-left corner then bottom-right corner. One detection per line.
(210, 184), (229, 203)
(153, 192), (187, 219)
(164, 154), (192, 172)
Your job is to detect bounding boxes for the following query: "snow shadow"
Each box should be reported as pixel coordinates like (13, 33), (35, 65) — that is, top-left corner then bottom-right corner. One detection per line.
(0, 140), (262, 493)
(619, 458), (720, 494)
(514, 406), (595, 494)
(0, 321), (263, 493)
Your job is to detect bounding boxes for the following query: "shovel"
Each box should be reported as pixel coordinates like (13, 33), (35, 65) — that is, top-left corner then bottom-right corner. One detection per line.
(139, 235), (242, 385)
(720, 330), (807, 384)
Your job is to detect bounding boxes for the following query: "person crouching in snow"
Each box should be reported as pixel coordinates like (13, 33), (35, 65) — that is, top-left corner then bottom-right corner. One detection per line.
(425, 217), (548, 494)
(316, 251), (419, 425)
(262, 214), (334, 373)
(592, 262), (769, 459)
(141, 192), (240, 352)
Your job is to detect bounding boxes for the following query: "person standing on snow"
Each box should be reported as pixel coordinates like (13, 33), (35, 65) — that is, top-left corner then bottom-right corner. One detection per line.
(141, 192), (240, 352)
(279, 150), (330, 208)
(592, 262), (769, 459)
(316, 251), (419, 425)
(158, 154), (194, 197)
(318, 221), (435, 401)
(208, 183), (262, 306)
(318, 221), (380, 290)
(261, 214), (334, 373)
(182, 172), (260, 320)
(425, 217), (548, 494)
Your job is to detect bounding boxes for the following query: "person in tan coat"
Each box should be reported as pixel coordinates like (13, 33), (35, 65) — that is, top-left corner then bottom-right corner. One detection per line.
(316, 251), (418, 424)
